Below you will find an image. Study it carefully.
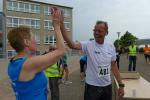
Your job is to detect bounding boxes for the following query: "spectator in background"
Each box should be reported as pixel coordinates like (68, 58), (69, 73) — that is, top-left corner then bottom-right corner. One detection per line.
(62, 52), (72, 84)
(80, 55), (87, 82)
(45, 46), (64, 100)
(116, 47), (122, 69)
(143, 45), (150, 64)
(127, 43), (138, 71)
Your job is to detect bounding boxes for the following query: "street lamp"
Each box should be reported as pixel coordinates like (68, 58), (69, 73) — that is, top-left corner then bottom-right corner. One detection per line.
(117, 32), (121, 48)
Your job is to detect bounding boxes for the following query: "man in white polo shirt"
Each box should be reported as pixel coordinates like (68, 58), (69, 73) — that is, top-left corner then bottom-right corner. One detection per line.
(60, 12), (124, 100)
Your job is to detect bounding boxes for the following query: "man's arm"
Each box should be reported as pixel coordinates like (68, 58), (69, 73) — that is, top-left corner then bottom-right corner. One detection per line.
(111, 61), (124, 97)
(60, 11), (82, 50)
(111, 61), (123, 84)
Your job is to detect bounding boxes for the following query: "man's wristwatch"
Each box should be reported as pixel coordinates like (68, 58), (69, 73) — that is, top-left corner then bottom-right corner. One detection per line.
(119, 83), (125, 87)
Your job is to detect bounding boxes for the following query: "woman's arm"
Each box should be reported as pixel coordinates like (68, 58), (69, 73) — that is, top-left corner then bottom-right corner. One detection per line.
(19, 8), (66, 81)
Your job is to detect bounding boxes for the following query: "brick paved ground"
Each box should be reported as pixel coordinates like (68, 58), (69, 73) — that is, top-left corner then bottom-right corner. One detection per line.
(0, 54), (150, 100)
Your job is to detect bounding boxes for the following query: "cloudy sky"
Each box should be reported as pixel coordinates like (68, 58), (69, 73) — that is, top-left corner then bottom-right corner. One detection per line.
(36, 0), (150, 42)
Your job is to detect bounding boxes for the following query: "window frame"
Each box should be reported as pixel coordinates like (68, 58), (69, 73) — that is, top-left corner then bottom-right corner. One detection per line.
(64, 22), (71, 31)
(7, 1), (40, 14)
(44, 6), (51, 15)
(44, 34), (56, 44)
(34, 32), (41, 44)
(7, 16), (40, 29)
(7, 50), (16, 59)
(44, 20), (54, 30)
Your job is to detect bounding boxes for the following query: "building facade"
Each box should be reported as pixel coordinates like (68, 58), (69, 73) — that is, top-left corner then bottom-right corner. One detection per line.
(0, 0), (6, 58)
(0, 12), (6, 58)
(3, 0), (73, 58)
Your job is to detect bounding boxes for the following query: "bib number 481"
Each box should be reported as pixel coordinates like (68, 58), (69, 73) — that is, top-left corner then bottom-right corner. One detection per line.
(98, 67), (110, 77)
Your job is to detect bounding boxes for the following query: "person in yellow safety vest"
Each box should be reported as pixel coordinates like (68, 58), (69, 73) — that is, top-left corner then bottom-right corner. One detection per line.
(44, 46), (64, 100)
(45, 62), (63, 78)
(127, 43), (138, 71)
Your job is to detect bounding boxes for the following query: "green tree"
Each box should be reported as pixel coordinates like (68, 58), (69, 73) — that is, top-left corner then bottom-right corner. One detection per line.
(120, 31), (138, 48)
(114, 39), (120, 48)
(114, 31), (138, 48)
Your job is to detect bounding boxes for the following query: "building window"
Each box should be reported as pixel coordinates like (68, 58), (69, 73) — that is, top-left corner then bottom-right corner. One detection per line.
(19, 19), (25, 26)
(25, 19), (31, 26)
(64, 22), (71, 31)
(7, 1), (19, 11)
(7, 1), (18, 11)
(44, 20), (53, 30)
(36, 20), (40, 29)
(35, 5), (40, 13)
(34, 33), (40, 44)
(7, 16), (40, 29)
(13, 2), (18, 11)
(44, 6), (51, 15)
(63, 8), (71, 17)
(31, 4), (40, 13)
(31, 20), (40, 29)
(35, 51), (40, 55)
(18, 2), (24, 12)
(13, 18), (19, 27)
(0, 17), (2, 32)
(7, 1), (13, 10)
(25, 3), (30, 12)
(31, 4), (35, 12)
(45, 35), (49, 44)
(7, 1), (40, 14)
(0, 32), (3, 55)
(31, 20), (36, 28)
(7, 17), (13, 27)
(7, 50), (16, 58)
(44, 34), (56, 44)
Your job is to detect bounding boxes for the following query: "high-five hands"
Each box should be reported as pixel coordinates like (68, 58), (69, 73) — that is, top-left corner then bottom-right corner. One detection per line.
(51, 7), (61, 27)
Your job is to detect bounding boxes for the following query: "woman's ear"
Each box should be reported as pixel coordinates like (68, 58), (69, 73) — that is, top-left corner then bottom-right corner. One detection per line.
(24, 39), (30, 47)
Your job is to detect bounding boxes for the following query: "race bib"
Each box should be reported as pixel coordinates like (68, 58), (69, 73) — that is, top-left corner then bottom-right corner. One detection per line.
(98, 65), (110, 77)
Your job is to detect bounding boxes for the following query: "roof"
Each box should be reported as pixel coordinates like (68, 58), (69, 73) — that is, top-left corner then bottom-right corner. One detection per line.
(30, 0), (73, 9)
